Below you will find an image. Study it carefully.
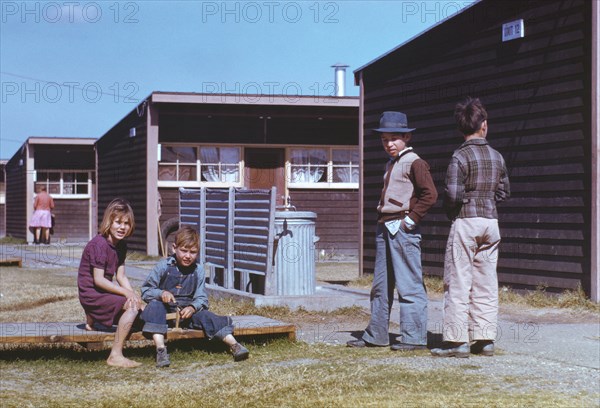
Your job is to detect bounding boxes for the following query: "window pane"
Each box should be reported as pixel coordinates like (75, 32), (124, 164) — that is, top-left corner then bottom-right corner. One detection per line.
(221, 164), (239, 182)
(290, 149), (326, 183)
(290, 149), (327, 165)
(200, 147), (241, 183)
(220, 147), (240, 164)
(77, 184), (88, 194)
(76, 172), (88, 182)
(333, 148), (359, 183)
(200, 164), (219, 182)
(175, 146), (197, 163)
(37, 172), (48, 182)
(179, 165), (197, 181)
(161, 145), (179, 162)
(200, 147), (219, 164)
(63, 183), (74, 195)
(158, 165), (177, 181)
(333, 165), (359, 183)
(48, 183), (60, 195)
(48, 172), (60, 182)
(332, 149), (359, 164)
(161, 145), (196, 163)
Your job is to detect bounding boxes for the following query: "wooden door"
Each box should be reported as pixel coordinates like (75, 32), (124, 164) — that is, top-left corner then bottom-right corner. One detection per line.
(244, 148), (285, 206)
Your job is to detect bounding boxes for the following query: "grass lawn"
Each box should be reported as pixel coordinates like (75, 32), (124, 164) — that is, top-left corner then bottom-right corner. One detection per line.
(1, 340), (587, 408)
(1, 265), (598, 407)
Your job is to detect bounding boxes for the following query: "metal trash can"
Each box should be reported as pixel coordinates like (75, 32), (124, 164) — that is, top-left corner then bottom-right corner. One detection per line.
(273, 211), (319, 296)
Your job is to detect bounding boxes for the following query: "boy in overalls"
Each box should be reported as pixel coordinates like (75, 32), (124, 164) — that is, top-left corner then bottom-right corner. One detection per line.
(141, 226), (249, 367)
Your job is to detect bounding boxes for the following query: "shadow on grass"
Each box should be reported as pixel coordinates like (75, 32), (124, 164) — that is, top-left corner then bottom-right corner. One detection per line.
(344, 330), (443, 349)
(0, 334), (289, 362)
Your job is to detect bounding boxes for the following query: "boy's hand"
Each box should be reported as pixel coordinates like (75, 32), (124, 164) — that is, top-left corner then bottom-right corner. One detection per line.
(161, 291), (175, 303)
(180, 306), (195, 319)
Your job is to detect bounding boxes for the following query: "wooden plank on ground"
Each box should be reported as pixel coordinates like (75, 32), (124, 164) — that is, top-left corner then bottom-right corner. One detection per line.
(0, 315), (296, 345)
(0, 258), (22, 267)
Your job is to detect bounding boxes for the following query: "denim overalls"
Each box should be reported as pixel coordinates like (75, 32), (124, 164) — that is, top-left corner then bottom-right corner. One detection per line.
(141, 262), (233, 340)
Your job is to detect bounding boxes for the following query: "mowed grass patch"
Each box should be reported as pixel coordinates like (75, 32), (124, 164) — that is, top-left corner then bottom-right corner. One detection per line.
(1, 340), (594, 408)
(0, 267), (82, 321)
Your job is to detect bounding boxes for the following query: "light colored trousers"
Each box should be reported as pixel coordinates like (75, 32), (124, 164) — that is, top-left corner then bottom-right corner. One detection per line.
(443, 217), (501, 343)
(363, 223), (428, 346)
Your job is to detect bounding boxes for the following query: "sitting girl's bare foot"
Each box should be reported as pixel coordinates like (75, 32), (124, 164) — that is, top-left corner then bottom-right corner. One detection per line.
(85, 315), (94, 331)
(107, 355), (141, 368)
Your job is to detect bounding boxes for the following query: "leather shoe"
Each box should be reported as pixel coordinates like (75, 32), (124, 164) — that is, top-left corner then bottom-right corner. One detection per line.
(471, 340), (494, 356)
(346, 339), (382, 348)
(430, 342), (470, 358)
(390, 342), (427, 351)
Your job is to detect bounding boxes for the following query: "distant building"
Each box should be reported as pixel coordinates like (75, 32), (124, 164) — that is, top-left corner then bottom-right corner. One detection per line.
(354, 0), (599, 300)
(96, 92), (359, 256)
(4, 137), (96, 243)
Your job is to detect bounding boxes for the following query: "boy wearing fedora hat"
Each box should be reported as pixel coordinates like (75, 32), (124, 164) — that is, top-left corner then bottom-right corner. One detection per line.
(348, 111), (437, 351)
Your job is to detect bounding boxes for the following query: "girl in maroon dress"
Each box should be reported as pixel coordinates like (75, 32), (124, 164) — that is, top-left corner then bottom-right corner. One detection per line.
(78, 198), (143, 368)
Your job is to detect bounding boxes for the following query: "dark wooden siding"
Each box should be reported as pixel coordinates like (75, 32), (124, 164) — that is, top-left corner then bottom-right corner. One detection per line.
(5, 152), (27, 239)
(158, 187), (180, 248)
(289, 189), (359, 257)
(52, 199), (89, 242)
(360, 0), (592, 292)
(0, 202), (4, 238)
(96, 107), (148, 251)
(158, 104), (358, 146)
(159, 187), (179, 226)
(0, 164), (4, 237)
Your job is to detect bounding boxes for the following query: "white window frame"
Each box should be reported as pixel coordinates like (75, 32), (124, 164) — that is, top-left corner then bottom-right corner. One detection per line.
(158, 144), (243, 188)
(286, 146), (359, 189)
(34, 169), (93, 199)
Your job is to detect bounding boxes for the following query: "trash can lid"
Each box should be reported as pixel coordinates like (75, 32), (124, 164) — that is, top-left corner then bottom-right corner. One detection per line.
(274, 210), (317, 220)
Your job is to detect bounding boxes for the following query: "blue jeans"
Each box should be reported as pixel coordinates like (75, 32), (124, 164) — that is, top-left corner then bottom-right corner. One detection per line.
(362, 223), (428, 346)
(141, 300), (233, 340)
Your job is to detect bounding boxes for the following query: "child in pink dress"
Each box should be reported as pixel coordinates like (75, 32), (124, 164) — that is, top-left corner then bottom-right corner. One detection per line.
(77, 198), (142, 368)
(29, 185), (54, 244)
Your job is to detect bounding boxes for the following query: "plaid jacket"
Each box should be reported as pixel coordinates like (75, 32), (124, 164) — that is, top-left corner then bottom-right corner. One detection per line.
(444, 138), (510, 220)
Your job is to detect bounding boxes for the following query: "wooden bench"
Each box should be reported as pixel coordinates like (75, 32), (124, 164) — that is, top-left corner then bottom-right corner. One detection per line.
(0, 315), (295, 349)
(0, 257), (22, 267)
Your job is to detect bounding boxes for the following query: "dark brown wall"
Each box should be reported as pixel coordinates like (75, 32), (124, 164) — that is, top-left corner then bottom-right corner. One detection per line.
(52, 199), (90, 242)
(0, 164), (5, 237)
(96, 106), (148, 251)
(360, 0), (592, 292)
(34, 145), (94, 169)
(0, 203), (4, 237)
(5, 153), (27, 239)
(289, 189), (359, 256)
(158, 187), (179, 226)
(158, 104), (358, 146)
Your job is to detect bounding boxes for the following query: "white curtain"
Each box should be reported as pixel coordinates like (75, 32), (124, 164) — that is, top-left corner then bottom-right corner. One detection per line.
(220, 148), (240, 182)
(200, 147), (220, 182)
(333, 149), (359, 183)
(290, 149), (326, 183)
(334, 167), (359, 183)
(200, 147), (240, 182)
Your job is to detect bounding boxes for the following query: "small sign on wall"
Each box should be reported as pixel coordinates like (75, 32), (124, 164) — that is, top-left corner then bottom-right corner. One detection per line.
(502, 19), (525, 42)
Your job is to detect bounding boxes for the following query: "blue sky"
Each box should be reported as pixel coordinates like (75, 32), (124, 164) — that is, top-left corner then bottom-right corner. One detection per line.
(0, 0), (475, 159)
